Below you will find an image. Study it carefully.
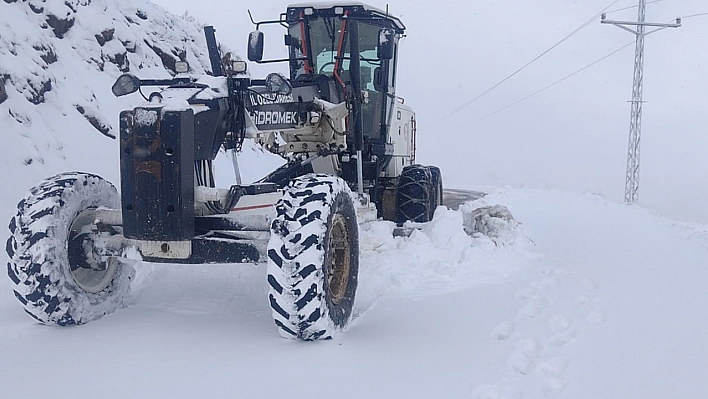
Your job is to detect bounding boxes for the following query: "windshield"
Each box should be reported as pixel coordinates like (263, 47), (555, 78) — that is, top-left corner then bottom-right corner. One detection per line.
(289, 16), (381, 89)
(288, 15), (391, 140)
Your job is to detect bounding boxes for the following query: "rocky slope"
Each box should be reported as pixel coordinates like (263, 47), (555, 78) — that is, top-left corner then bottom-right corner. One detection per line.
(0, 0), (215, 193)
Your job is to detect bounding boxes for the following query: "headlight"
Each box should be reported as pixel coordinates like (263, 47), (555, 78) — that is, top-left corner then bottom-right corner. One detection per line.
(175, 61), (189, 74)
(232, 61), (248, 74)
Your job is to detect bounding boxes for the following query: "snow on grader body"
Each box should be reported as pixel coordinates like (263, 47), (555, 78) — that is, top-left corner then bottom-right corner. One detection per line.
(6, 3), (443, 340)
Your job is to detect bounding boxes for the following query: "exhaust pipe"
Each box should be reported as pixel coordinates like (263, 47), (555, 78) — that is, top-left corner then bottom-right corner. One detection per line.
(348, 20), (364, 196)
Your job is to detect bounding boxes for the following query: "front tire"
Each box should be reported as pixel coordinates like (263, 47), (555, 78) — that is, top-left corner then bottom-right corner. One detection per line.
(6, 172), (134, 326)
(267, 175), (359, 340)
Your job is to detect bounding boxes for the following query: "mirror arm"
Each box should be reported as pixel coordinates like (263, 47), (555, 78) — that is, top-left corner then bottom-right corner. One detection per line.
(139, 78), (191, 86)
(251, 58), (296, 64)
(249, 16), (288, 30)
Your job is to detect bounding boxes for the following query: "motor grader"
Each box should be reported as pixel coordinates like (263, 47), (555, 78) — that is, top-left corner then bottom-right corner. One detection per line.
(6, 3), (442, 340)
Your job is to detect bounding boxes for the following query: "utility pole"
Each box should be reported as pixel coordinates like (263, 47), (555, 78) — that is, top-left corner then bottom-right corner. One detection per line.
(601, 1), (680, 204)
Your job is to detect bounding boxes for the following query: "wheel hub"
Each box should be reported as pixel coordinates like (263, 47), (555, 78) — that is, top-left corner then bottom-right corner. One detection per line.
(327, 213), (351, 306)
(68, 208), (117, 294)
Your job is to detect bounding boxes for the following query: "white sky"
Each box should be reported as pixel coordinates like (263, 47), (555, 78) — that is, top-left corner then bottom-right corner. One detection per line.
(150, 0), (708, 222)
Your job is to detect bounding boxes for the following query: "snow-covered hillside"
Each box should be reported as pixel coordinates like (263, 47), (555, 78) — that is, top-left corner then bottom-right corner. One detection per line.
(0, 0), (217, 212)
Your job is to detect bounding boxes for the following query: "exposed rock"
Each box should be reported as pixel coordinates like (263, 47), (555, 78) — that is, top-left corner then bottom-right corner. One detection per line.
(34, 45), (58, 65)
(0, 77), (7, 105)
(107, 51), (130, 72)
(64, 1), (78, 13)
(75, 104), (115, 138)
(9, 108), (31, 125)
(46, 14), (75, 39)
(27, 78), (53, 105)
(145, 40), (180, 73)
(121, 39), (137, 53)
(95, 28), (115, 46)
(90, 56), (105, 71)
(29, 3), (43, 13)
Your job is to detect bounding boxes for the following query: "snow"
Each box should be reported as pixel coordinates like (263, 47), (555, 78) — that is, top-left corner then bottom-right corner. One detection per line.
(134, 108), (158, 126)
(3, 186), (707, 398)
(2, 0), (708, 398)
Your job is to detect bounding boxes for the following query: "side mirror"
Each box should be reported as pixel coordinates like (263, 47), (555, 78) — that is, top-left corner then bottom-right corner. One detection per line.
(248, 31), (264, 62)
(265, 73), (292, 96)
(111, 74), (141, 97)
(377, 29), (395, 60)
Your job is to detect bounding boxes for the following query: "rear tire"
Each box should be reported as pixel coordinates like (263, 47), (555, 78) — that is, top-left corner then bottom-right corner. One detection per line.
(429, 166), (443, 218)
(396, 164), (433, 223)
(267, 174), (359, 340)
(6, 172), (134, 326)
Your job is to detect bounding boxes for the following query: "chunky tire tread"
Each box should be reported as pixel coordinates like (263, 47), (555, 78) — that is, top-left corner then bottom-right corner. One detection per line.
(396, 164), (434, 223)
(6, 172), (134, 326)
(429, 166), (443, 219)
(266, 174), (359, 340)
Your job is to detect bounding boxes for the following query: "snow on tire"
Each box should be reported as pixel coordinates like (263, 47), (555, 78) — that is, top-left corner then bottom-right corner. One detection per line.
(267, 174), (359, 340)
(6, 172), (134, 326)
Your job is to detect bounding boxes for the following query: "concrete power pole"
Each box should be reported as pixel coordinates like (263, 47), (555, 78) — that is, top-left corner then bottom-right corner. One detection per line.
(601, 0), (681, 204)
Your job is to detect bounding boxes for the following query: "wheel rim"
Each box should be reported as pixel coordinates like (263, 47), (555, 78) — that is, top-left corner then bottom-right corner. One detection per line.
(327, 213), (351, 306)
(68, 208), (118, 294)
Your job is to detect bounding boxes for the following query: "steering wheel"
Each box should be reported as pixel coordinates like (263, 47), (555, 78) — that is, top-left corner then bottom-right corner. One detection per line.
(318, 61), (336, 74)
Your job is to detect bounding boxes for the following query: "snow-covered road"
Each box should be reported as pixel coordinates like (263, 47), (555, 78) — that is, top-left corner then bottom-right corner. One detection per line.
(1, 188), (707, 398)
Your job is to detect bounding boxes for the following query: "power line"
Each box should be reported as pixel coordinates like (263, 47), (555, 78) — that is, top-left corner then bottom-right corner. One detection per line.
(434, 0), (624, 124)
(437, 3), (706, 128)
(474, 10), (693, 122)
(605, 0), (667, 15)
(606, 2), (708, 21)
(478, 8), (699, 121)
(680, 12), (708, 19)
(477, 41), (635, 122)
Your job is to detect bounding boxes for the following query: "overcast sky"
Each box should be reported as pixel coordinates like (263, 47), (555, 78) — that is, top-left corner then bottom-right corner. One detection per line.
(150, 0), (708, 222)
